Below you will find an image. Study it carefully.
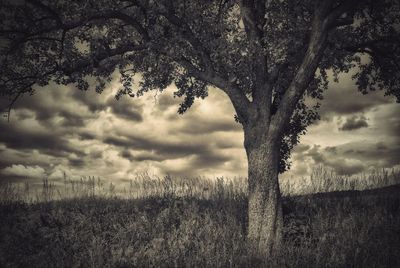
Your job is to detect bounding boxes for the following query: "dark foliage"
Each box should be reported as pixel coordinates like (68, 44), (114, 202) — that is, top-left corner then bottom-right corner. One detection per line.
(1, 0), (398, 172)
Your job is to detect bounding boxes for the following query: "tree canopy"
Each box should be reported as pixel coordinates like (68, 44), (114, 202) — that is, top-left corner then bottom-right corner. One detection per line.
(1, 0), (399, 172)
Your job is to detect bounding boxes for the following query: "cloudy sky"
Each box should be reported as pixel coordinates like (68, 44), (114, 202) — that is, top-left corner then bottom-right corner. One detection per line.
(0, 69), (399, 185)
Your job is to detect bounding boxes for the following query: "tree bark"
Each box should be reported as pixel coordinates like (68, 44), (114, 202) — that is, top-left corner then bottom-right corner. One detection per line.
(244, 123), (283, 264)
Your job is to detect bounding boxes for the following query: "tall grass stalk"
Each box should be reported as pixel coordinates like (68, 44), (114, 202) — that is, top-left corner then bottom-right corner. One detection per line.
(1, 167), (399, 204)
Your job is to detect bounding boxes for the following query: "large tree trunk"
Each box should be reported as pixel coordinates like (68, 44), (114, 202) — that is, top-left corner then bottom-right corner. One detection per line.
(244, 124), (283, 264)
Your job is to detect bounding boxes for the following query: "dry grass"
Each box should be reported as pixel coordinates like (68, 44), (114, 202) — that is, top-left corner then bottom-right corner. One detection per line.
(1, 167), (399, 204)
(0, 167), (399, 267)
(280, 166), (400, 195)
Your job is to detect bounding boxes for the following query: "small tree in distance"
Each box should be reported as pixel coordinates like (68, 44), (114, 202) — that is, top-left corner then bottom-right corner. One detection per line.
(1, 0), (399, 262)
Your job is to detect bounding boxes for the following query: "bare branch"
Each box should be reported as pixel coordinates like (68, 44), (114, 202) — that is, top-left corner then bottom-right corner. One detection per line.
(158, 7), (213, 74)
(4, 6), (150, 44)
(26, 0), (63, 26)
(324, 0), (361, 29)
(270, 0), (333, 138)
(100, 11), (150, 41)
(174, 56), (250, 123)
(341, 38), (400, 71)
(61, 43), (148, 75)
(238, 0), (270, 117)
(3, 82), (35, 123)
(329, 16), (354, 29)
(155, 4), (251, 122)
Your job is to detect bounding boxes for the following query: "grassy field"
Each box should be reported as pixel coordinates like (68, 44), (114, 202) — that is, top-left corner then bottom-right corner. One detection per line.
(0, 169), (399, 267)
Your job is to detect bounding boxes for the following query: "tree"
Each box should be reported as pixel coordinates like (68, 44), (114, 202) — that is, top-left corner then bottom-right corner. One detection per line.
(1, 0), (399, 262)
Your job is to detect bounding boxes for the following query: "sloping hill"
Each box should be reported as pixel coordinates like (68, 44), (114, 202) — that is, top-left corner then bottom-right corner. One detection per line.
(0, 184), (399, 267)
(307, 183), (400, 199)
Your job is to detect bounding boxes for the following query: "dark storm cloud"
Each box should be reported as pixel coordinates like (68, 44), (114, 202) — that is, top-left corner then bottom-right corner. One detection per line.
(0, 121), (84, 157)
(158, 151), (232, 177)
(107, 97), (143, 122)
(166, 102), (241, 135)
(0, 150), (49, 170)
(0, 81), (238, 180)
(213, 138), (242, 149)
(375, 142), (388, 151)
(293, 144), (311, 154)
(339, 115), (369, 131)
(1, 82), (143, 177)
(0, 137), (57, 169)
(190, 152), (231, 169)
(14, 85), (97, 128)
(386, 118), (400, 137)
(1, 73), (398, 182)
(70, 89), (108, 113)
(89, 150), (103, 159)
(174, 117), (242, 134)
(103, 129), (238, 177)
(58, 111), (86, 127)
(103, 136), (132, 148)
(1, 164), (46, 179)
(104, 134), (209, 160)
(131, 152), (165, 162)
(119, 150), (135, 162)
(327, 160), (365, 176)
(319, 85), (392, 119)
(70, 86), (145, 122)
(12, 109), (33, 121)
(301, 139), (400, 176)
(306, 145), (326, 164)
(325, 146), (337, 154)
(156, 93), (181, 112)
(68, 158), (86, 167)
(304, 145), (367, 175)
(373, 104), (400, 138)
(334, 141), (400, 167)
(110, 105), (143, 121)
(78, 132), (97, 140)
